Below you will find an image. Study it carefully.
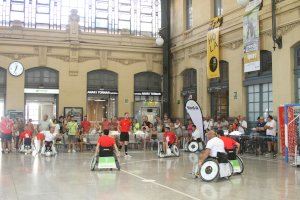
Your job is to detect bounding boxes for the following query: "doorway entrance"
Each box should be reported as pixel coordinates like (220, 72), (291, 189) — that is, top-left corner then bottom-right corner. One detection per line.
(25, 94), (57, 124)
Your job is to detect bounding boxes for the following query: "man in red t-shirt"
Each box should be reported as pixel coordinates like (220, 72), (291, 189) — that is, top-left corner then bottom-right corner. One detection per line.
(0, 116), (14, 153)
(118, 112), (132, 157)
(95, 129), (119, 157)
(217, 130), (240, 152)
(163, 127), (177, 154)
(81, 116), (91, 134)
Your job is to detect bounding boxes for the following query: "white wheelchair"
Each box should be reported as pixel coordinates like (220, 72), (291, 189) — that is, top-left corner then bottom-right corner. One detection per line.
(41, 141), (57, 157)
(157, 141), (180, 158)
(196, 152), (233, 182)
(186, 138), (206, 153)
(19, 138), (34, 155)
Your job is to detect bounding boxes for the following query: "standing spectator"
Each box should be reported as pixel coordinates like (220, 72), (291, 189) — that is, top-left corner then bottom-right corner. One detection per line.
(67, 115), (78, 153)
(163, 113), (169, 127)
(156, 119), (163, 133)
(13, 119), (20, 150)
(238, 116), (247, 134)
(255, 116), (267, 154)
(118, 112), (132, 157)
(132, 119), (140, 133)
(52, 119), (60, 134)
(38, 114), (50, 132)
(0, 116), (14, 153)
(150, 126), (158, 150)
(203, 117), (210, 133)
(174, 119), (183, 147)
(265, 115), (277, 156)
(101, 117), (111, 132)
(81, 116), (91, 134)
(187, 119), (194, 136)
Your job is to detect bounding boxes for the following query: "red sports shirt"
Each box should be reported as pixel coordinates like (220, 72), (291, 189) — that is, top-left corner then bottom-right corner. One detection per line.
(20, 130), (33, 140)
(119, 119), (131, 133)
(220, 136), (237, 150)
(0, 119), (14, 134)
(97, 135), (115, 147)
(164, 131), (176, 144)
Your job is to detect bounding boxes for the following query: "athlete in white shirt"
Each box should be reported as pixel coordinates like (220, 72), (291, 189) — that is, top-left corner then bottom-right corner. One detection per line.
(198, 130), (225, 166)
(41, 126), (57, 154)
(265, 115), (277, 155)
(191, 125), (201, 140)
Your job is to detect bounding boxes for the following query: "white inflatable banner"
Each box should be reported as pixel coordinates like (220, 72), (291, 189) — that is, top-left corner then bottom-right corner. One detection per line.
(185, 100), (204, 139)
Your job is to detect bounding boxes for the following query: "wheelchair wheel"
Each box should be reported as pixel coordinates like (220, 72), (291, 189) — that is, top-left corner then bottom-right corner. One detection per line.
(188, 141), (199, 153)
(236, 155), (244, 174)
(90, 156), (97, 171)
(172, 145), (180, 157)
(200, 159), (219, 182)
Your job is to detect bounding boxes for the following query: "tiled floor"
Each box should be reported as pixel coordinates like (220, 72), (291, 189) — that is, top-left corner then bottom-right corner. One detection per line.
(0, 150), (299, 200)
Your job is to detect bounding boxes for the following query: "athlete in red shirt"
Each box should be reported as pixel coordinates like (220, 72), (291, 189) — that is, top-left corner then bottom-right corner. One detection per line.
(95, 129), (119, 157)
(118, 112), (132, 157)
(218, 130), (240, 152)
(163, 127), (177, 154)
(81, 116), (91, 134)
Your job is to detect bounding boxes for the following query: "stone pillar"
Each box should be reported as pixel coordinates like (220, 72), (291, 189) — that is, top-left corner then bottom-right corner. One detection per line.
(118, 72), (134, 117)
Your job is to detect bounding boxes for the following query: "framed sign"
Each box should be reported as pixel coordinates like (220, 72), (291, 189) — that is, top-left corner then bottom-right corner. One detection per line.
(64, 107), (83, 123)
(8, 110), (24, 120)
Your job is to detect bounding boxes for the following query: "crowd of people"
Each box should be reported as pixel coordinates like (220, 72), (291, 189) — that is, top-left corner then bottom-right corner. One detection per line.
(0, 112), (277, 157)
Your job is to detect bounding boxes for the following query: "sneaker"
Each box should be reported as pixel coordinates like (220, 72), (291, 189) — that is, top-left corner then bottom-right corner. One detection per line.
(68, 149), (71, 153)
(72, 149), (76, 153)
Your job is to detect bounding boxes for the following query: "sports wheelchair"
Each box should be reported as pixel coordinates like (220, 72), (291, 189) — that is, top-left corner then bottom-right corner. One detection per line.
(198, 152), (233, 182)
(41, 141), (57, 157)
(90, 147), (120, 171)
(19, 138), (33, 155)
(157, 141), (180, 158)
(186, 138), (206, 153)
(227, 149), (244, 174)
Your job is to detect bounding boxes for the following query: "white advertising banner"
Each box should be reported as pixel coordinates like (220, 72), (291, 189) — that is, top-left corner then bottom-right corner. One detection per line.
(185, 100), (204, 140)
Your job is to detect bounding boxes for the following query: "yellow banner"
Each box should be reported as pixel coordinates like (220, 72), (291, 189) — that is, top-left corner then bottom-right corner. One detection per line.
(207, 27), (220, 79)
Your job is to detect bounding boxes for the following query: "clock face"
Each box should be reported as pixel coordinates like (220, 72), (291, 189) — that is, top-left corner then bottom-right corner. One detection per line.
(9, 61), (24, 77)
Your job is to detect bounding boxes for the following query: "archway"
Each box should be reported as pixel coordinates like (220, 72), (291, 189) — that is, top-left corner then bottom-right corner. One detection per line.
(87, 70), (118, 122)
(24, 67), (59, 124)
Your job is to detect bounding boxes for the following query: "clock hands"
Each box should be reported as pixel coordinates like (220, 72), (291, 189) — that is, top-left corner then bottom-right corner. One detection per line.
(14, 64), (18, 74)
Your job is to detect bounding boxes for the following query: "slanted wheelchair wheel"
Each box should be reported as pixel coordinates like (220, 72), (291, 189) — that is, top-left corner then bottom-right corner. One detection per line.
(200, 159), (219, 182)
(90, 156), (97, 171)
(188, 141), (199, 153)
(172, 145), (180, 157)
(236, 155), (244, 174)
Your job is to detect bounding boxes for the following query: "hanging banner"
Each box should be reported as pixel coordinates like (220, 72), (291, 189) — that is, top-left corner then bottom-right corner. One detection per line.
(207, 17), (222, 79)
(185, 100), (204, 140)
(243, 0), (262, 72)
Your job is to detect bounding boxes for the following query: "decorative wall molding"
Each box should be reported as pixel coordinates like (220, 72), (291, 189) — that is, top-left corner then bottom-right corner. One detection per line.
(108, 57), (144, 65)
(221, 39), (243, 50)
(48, 55), (70, 62)
(78, 57), (96, 63)
(264, 20), (300, 37)
(1, 53), (36, 60)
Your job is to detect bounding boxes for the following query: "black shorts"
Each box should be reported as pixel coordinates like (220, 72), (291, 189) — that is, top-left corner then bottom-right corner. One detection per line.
(266, 135), (276, 142)
(120, 132), (129, 142)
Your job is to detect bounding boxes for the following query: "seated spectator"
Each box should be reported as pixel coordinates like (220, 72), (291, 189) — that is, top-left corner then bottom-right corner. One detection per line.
(132, 119), (140, 133)
(238, 116), (247, 134)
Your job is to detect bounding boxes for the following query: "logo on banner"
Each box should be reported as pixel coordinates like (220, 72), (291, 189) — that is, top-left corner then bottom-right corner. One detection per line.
(185, 100), (204, 140)
(207, 17), (222, 79)
(243, 0), (262, 72)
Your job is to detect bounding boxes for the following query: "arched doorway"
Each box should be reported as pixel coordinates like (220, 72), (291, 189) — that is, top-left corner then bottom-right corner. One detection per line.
(181, 68), (197, 124)
(0, 67), (6, 118)
(25, 67), (59, 124)
(209, 60), (229, 119)
(134, 72), (162, 123)
(87, 70), (118, 121)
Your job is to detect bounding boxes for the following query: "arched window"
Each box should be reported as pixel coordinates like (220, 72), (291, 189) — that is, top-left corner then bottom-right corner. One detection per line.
(182, 68), (197, 91)
(87, 70), (118, 91)
(25, 67), (59, 89)
(134, 72), (161, 92)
